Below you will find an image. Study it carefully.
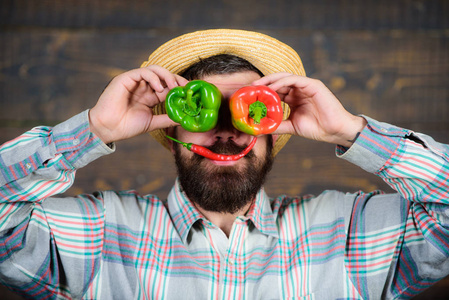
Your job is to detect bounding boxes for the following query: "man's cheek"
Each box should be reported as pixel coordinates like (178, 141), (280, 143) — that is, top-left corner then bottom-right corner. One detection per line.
(174, 143), (194, 161)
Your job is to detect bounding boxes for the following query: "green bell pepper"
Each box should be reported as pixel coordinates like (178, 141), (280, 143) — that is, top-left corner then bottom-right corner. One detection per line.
(165, 80), (222, 132)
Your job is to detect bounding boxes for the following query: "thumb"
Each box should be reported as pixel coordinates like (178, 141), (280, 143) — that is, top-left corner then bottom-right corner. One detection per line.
(149, 114), (179, 132)
(272, 120), (295, 135)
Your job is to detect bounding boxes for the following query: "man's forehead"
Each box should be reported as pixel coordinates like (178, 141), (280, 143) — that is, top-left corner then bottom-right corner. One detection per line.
(200, 72), (262, 98)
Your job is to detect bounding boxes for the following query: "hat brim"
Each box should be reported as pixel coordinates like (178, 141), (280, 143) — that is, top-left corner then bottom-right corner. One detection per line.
(141, 29), (306, 156)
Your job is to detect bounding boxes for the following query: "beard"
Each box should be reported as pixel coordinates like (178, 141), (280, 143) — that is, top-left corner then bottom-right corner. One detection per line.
(174, 137), (274, 214)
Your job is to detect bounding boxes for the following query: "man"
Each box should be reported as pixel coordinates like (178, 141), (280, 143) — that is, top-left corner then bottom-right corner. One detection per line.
(1, 29), (448, 299)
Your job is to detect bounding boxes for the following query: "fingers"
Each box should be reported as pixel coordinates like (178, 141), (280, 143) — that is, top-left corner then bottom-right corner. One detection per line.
(124, 65), (181, 93)
(174, 74), (189, 87)
(253, 73), (316, 92)
(252, 72), (293, 86)
(115, 66), (189, 108)
(144, 65), (188, 91)
(271, 120), (295, 136)
(253, 73), (335, 108)
(121, 65), (188, 94)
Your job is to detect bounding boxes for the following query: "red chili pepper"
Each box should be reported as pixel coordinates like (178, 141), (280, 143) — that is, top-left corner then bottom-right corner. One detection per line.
(166, 135), (257, 161)
(229, 85), (283, 135)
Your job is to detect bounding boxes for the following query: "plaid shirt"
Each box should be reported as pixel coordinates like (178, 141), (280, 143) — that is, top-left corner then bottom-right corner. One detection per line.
(1, 110), (448, 299)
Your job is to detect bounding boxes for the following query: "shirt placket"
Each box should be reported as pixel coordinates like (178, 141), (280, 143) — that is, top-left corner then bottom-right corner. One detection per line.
(223, 217), (248, 300)
(201, 217), (249, 300)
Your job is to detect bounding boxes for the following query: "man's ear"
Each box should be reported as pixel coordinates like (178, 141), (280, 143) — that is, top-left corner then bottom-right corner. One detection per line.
(165, 127), (176, 154)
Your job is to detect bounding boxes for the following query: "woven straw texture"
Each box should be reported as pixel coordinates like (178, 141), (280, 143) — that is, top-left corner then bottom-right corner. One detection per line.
(141, 29), (306, 156)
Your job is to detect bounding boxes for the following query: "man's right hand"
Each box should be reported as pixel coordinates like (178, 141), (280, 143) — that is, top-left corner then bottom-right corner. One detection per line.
(89, 65), (188, 144)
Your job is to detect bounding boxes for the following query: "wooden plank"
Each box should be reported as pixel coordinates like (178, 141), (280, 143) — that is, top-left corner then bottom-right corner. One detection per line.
(414, 276), (449, 299)
(0, 29), (186, 122)
(1, 30), (448, 133)
(0, 285), (23, 300)
(1, 0), (448, 30)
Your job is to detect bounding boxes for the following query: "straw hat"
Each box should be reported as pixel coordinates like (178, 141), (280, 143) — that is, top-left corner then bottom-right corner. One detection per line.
(141, 29), (306, 156)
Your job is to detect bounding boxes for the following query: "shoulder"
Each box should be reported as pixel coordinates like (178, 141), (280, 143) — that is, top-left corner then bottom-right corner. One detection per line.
(271, 190), (347, 218)
(43, 190), (167, 218)
(95, 190), (180, 243)
(102, 189), (168, 212)
(270, 190), (399, 234)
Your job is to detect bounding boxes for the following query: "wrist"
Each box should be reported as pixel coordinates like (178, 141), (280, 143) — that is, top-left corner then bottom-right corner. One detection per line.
(88, 109), (113, 144)
(334, 116), (367, 147)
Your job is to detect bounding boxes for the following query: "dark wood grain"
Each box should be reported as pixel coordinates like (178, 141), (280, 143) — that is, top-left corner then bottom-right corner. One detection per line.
(1, 0), (448, 30)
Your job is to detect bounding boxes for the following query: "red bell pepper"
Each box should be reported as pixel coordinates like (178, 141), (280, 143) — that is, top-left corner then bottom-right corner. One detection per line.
(229, 86), (283, 135)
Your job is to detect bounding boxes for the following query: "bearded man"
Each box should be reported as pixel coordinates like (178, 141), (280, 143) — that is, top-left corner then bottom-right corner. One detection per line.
(1, 29), (448, 299)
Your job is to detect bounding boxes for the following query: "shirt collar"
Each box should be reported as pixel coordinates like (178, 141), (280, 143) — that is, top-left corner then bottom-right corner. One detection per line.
(245, 188), (279, 238)
(167, 179), (203, 243)
(167, 179), (279, 243)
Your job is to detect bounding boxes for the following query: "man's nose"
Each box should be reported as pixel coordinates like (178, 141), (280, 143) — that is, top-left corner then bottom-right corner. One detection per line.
(213, 103), (241, 140)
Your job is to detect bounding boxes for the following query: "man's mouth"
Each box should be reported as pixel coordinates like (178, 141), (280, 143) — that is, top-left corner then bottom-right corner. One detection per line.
(208, 159), (239, 166)
(195, 139), (255, 160)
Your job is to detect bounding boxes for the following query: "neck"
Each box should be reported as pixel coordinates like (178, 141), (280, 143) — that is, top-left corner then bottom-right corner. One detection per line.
(194, 201), (253, 237)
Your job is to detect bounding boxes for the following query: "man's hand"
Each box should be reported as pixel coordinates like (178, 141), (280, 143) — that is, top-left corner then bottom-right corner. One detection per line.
(253, 73), (367, 147)
(89, 66), (188, 144)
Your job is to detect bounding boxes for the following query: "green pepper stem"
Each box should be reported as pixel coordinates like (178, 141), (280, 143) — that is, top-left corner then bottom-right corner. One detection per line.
(166, 135), (192, 151)
(185, 89), (197, 111)
(249, 101), (267, 124)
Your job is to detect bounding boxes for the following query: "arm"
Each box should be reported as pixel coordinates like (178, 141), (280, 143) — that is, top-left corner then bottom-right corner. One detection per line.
(339, 118), (449, 299)
(0, 111), (111, 203)
(254, 74), (449, 298)
(1, 65), (186, 203)
(0, 66), (187, 298)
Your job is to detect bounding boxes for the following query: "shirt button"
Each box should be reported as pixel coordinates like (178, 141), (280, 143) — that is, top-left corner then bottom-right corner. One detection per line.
(380, 128), (388, 133)
(73, 138), (80, 145)
(25, 163), (32, 169)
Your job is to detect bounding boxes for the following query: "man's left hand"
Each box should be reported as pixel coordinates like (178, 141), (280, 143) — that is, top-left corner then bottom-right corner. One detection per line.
(253, 73), (367, 147)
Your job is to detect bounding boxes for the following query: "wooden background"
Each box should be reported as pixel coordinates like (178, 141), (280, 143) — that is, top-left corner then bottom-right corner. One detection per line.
(1, 0), (448, 298)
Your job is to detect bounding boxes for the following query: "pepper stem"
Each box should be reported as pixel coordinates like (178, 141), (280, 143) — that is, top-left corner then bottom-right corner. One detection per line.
(248, 101), (267, 124)
(166, 135), (192, 151)
(185, 89), (197, 111)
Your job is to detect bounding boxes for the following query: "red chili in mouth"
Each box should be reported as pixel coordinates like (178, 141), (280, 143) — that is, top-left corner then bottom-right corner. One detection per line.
(166, 135), (257, 161)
